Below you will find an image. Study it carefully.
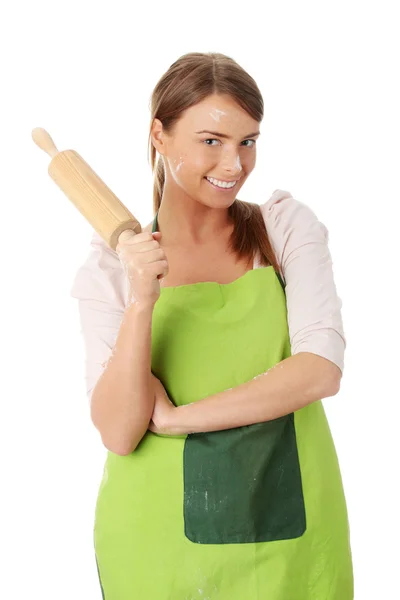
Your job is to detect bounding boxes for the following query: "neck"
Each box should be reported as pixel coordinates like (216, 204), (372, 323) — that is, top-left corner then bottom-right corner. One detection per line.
(156, 198), (234, 248)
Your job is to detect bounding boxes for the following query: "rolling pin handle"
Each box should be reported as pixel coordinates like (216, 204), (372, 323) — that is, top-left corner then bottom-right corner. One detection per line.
(118, 229), (137, 244)
(31, 128), (60, 158)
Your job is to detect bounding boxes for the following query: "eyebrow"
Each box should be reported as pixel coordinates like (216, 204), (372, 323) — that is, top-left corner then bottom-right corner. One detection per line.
(195, 130), (261, 139)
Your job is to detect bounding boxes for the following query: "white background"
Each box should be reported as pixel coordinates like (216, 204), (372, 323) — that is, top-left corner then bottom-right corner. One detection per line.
(2, 1), (399, 598)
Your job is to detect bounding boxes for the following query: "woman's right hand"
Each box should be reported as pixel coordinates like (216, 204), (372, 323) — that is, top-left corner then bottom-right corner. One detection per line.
(116, 229), (169, 307)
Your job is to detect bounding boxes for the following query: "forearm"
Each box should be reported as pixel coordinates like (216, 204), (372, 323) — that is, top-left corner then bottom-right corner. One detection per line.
(90, 300), (155, 455)
(171, 353), (341, 434)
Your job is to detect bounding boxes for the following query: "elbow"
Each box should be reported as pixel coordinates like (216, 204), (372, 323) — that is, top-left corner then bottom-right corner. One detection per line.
(103, 439), (137, 456)
(322, 379), (341, 398)
(89, 386), (154, 455)
(100, 433), (139, 456)
(99, 421), (149, 456)
(319, 365), (342, 398)
(299, 353), (342, 398)
(89, 397), (139, 455)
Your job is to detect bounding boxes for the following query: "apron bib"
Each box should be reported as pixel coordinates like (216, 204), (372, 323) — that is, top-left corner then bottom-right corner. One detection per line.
(93, 212), (353, 599)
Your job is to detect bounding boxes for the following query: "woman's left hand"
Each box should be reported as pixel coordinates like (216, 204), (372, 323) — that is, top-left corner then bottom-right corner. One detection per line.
(148, 375), (179, 435)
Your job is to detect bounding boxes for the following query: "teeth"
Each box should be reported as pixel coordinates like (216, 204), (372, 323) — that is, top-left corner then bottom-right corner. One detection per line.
(206, 177), (236, 189)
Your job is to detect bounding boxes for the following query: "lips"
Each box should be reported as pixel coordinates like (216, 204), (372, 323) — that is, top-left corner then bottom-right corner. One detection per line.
(206, 177), (240, 183)
(204, 177), (238, 191)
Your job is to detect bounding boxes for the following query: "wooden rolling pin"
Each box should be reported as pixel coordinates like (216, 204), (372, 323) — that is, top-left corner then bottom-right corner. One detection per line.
(31, 128), (142, 249)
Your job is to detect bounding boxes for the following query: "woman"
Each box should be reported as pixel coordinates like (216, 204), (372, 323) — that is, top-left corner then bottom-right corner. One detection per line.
(71, 52), (354, 599)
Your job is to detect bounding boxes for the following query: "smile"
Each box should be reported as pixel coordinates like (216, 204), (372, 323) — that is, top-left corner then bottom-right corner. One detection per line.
(205, 176), (238, 190)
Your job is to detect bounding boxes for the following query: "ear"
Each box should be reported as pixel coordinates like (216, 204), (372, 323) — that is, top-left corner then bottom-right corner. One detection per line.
(151, 118), (166, 156)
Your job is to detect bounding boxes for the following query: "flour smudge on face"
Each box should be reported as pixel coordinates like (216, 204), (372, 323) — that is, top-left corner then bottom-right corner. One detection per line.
(174, 155), (185, 172)
(209, 109), (227, 122)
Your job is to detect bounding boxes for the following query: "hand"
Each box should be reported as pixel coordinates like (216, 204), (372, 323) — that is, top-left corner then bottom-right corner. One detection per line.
(148, 374), (178, 435)
(116, 229), (169, 307)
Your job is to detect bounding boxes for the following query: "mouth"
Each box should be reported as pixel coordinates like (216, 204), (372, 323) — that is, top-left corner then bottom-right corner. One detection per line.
(204, 176), (240, 191)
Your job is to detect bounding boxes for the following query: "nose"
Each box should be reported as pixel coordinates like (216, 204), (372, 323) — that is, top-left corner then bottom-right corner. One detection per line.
(220, 148), (242, 175)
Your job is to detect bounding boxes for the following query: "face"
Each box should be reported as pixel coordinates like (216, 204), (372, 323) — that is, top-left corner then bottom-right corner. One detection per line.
(150, 93), (261, 208)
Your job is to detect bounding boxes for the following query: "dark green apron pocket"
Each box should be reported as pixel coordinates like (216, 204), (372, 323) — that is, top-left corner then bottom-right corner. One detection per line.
(183, 413), (306, 544)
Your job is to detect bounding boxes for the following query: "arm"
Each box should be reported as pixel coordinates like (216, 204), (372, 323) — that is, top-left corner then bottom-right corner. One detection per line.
(152, 191), (345, 436)
(90, 301), (155, 455)
(165, 352), (340, 435)
(70, 232), (155, 455)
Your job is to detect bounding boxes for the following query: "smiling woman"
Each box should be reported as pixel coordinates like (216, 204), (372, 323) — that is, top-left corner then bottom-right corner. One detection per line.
(71, 51), (353, 600)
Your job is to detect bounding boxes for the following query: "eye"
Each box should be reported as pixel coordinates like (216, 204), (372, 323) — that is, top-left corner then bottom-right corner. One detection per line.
(203, 138), (257, 147)
(242, 139), (257, 148)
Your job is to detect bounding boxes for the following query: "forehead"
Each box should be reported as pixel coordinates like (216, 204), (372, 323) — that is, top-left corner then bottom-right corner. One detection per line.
(178, 94), (258, 131)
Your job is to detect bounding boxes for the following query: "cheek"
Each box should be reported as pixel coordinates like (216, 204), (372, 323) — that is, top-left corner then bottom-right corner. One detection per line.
(170, 156), (200, 187)
(188, 146), (208, 165)
(242, 152), (256, 170)
(173, 151), (211, 177)
(171, 151), (189, 173)
(174, 157), (185, 173)
(169, 156), (189, 185)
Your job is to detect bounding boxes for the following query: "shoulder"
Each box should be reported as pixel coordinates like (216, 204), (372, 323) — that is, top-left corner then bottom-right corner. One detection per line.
(260, 188), (323, 224)
(259, 189), (329, 274)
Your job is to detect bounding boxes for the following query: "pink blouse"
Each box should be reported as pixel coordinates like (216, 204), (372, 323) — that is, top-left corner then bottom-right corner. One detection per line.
(70, 189), (346, 403)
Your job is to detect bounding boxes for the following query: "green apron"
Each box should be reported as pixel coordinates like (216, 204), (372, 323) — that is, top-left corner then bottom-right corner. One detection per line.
(93, 211), (353, 599)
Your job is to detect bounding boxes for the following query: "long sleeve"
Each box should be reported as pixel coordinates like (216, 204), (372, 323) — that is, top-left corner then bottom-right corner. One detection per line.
(261, 189), (346, 375)
(70, 231), (128, 404)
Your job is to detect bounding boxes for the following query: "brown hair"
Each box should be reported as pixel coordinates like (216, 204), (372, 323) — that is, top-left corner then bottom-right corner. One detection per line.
(147, 51), (280, 274)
